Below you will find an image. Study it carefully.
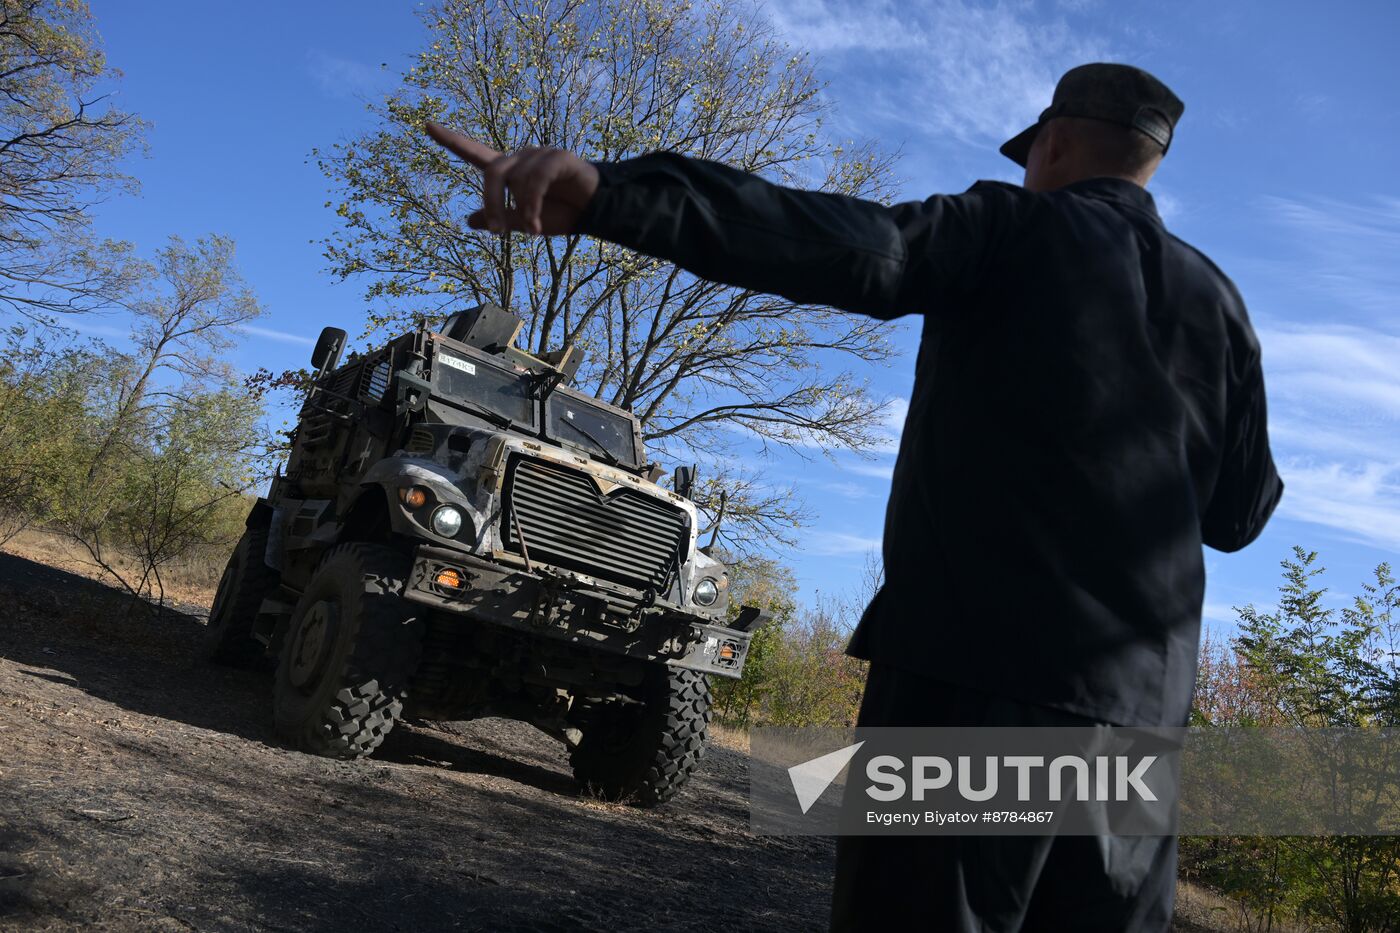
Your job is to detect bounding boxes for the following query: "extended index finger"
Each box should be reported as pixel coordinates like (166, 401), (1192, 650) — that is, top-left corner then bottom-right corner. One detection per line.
(425, 121), (500, 169)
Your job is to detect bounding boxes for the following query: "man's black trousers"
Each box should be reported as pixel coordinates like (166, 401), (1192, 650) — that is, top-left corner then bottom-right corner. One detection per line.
(829, 663), (1177, 932)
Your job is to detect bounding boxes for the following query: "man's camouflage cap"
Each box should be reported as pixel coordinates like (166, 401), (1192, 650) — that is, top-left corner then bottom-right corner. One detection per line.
(1000, 63), (1185, 168)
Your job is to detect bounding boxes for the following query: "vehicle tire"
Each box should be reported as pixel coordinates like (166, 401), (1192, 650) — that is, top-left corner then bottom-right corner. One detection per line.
(200, 525), (280, 668)
(272, 543), (424, 759)
(569, 667), (711, 807)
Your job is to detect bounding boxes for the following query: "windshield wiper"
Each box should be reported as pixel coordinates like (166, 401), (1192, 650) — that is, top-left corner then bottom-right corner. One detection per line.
(558, 418), (620, 466)
(468, 406), (513, 430)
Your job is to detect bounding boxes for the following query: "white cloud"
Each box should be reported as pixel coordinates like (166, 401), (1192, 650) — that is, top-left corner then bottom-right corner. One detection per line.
(818, 480), (878, 499)
(1201, 601), (1242, 625)
(56, 319), (317, 349)
(1273, 460), (1400, 552)
(1270, 415), (1400, 464)
(1253, 321), (1400, 551)
(237, 324), (316, 346)
(766, 0), (920, 53)
(766, 0), (1114, 146)
(306, 49), (393, 100)
(843, 461), (895, 481)
(806, 530), (884, 556)
(1259, 194), (1400, 318)
(1244, 194), (1400, 554)
(1262, 324), (1400, 421)
(65, 320), (129, 340)
(1265, 195), (1400, 244)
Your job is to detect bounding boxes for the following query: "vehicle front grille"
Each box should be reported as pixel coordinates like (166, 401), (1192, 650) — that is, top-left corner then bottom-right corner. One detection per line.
(503, 456), (687, 592)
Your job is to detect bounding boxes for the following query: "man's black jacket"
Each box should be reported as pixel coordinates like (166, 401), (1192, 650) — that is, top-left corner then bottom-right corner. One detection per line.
(579, 153), (1284, 727)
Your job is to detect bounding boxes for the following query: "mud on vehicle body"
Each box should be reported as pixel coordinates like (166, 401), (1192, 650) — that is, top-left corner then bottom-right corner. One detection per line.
(205, 304), (768, 805)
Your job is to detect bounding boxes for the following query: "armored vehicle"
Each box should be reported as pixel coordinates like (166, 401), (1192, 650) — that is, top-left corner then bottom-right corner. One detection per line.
(202, 304), (766, 805)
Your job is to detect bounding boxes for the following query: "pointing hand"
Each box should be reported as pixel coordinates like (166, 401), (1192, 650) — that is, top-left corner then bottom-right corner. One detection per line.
(425, 122), (600, 236)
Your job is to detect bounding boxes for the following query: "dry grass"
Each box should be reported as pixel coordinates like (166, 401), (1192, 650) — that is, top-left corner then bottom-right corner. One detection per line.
(1174, 880), (1247, 931)
(708, 721), (750, 754)
(1172, 879), (1324, 932)
(0, 526), (222, 607)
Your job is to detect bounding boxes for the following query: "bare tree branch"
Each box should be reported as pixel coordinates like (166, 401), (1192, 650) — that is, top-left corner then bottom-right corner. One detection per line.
(317, 0), (903, 551)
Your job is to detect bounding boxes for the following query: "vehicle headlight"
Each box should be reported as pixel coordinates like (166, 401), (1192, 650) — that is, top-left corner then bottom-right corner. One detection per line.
(430, 505), (463, 538)
(693, 577), (719, 607)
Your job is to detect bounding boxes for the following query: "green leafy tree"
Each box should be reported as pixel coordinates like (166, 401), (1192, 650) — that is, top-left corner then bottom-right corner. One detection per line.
(0, 0), (145, 320)
(318, 0), (901, 551)
(0, 3), (265, 602)
(0, 323), (106, 539)
(96, 386), (264, 598)
(1183, 549), (1400, 933)
(711, 555), (798, 726)
(1236, 549), (1386, 728)
(754, 593), (866, 727)
(20, 236), (273, 601)
(80, 234), (264, 474)
(1191, 629), (1285, 728)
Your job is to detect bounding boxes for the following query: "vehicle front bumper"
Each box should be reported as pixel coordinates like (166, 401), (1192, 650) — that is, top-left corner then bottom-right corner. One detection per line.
(403, 546), (753, 679)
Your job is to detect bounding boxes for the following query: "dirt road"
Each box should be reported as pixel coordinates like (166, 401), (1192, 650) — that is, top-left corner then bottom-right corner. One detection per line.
(0, 551), (833, 932)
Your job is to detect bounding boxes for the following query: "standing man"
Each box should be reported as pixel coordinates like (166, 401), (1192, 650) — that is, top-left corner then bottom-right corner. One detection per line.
(427, 62), (1283, 932)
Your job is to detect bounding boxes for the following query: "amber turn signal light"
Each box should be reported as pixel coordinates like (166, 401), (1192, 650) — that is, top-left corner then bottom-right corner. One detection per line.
(435, 568), (464, 589)
(719, 644), (736, 661)
(400, 486), (428, 509)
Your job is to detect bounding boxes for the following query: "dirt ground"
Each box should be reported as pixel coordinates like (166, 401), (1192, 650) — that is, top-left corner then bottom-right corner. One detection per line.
(0, 548), (833, 932)
(0, 538), (1258, 933)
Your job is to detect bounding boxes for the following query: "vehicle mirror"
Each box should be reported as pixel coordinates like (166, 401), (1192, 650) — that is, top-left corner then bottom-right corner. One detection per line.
(730, 605), (772, 633)
(312, 327), (347, 372)
(673, 464), (696, 499)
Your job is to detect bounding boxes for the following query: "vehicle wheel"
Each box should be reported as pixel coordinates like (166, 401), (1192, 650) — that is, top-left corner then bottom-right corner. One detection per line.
(569, 667), (711, 807)
(200, 525), (279, 668)
(272, 543), (424, 759)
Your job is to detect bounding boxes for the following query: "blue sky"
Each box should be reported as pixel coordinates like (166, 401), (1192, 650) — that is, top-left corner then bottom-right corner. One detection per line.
(80, 0), (1399, 628)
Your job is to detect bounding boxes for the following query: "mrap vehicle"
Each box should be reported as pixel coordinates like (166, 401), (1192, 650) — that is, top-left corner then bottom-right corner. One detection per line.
(202, 304), (767, 805)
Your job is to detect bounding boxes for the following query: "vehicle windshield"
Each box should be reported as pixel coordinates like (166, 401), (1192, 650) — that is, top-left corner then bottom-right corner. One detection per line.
(546, 393), (638, 467)
(432, 345), (535, 427)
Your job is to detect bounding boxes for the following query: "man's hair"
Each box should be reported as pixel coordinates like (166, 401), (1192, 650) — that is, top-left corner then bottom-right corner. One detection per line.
(1056, 116), (1165, 178)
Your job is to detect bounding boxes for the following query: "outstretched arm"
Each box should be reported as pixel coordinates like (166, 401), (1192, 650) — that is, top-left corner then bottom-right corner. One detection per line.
(426, 122), (1004, 319)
